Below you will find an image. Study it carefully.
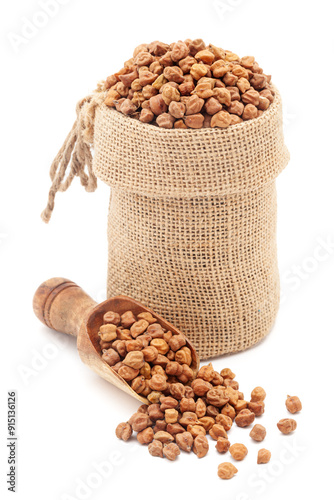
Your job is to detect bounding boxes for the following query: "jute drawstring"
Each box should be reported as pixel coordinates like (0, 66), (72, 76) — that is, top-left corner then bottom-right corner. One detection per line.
(41, 87), (106, 223)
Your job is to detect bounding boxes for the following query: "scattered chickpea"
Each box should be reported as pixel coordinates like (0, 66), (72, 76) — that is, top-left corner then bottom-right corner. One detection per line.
(99, 324), (117, 342)
(149, 374), (168, 392)
(250, 387), (266, 402)
(216, 437), (231, 453)
(235, 409), (255, 428)
(103, 311), (120, 325)
(257, 449), (271, 464)
(137, 427), (154, 445)
(154, 431), (174, 443)
(217, 462), (238, 480)
(176, 431), (193, 452)
(198, 416), (215, 431)
(160, 396), (179, 411)
(193, 434), (209, 458)
(184, 113), (205, 129)
(102, 348), (120, 367)
(250, 424), (266, 442)
(165, 409), (179, 424)
(148, 440), (163, 458)
(187, 424), (206, 438)
(285, 396), (302, 414)
(163, 443), (180, 461)
(229, 443), (248, 461)
(277, 418), (297, 435)
(120, 311), (136, 328)
(209, 424), (228, 441)
(248, 400), (265, 416)
(215, 414), (233, 431)
(115, 422), (132, 441)
(211, 111), (231, 128)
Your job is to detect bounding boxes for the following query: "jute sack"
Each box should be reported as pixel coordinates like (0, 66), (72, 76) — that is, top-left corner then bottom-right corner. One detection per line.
(42, 85), (289, 359)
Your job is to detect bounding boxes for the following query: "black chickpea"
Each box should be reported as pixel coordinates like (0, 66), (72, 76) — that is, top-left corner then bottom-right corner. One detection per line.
(104, 39), (274, 128)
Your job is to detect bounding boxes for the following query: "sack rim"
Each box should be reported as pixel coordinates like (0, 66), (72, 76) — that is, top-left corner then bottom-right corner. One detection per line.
(99, 84), (281, 137)
(93, 85), (289, 198)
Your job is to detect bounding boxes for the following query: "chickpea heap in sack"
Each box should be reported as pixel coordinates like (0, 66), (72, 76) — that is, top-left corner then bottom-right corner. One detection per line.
(103, 38), (274, 129)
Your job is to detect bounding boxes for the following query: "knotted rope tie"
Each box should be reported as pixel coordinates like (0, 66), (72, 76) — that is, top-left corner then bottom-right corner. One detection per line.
(41, 89), (106, 223)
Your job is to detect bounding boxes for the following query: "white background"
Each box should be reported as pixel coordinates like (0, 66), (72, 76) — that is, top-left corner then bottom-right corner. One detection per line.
(1, 0), (334, 499)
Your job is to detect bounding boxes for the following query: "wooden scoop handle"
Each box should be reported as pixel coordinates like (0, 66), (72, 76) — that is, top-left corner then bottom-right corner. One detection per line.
(33, 278), (97, 337)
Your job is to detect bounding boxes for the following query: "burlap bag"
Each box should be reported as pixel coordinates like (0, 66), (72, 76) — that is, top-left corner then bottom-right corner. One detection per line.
(42, 85), (289, 359)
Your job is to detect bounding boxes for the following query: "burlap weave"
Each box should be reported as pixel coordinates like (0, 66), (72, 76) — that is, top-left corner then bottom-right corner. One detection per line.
(92, 89), (289, 359)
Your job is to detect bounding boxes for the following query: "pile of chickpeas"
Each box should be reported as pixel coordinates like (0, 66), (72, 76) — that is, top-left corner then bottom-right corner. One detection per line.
(103, 39), (274, 129)
(98, 308), (302, 479)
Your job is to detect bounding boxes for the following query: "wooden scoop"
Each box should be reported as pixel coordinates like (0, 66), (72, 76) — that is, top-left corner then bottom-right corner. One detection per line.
(33, 278), (200, 404)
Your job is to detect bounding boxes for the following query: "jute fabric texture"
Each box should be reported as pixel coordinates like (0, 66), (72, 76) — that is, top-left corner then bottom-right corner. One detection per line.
(93, 89), (289, 358)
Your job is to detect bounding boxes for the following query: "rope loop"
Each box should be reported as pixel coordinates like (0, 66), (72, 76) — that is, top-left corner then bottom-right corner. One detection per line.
(41, 87), (106, 223)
